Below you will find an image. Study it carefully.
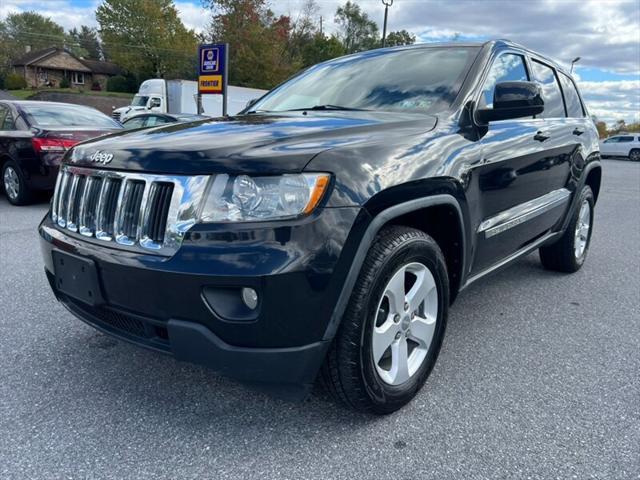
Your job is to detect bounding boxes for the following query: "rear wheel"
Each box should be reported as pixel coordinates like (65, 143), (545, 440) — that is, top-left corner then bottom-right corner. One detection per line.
(629, 149), (640, 162)
(321, 226), (449, 414)
(539, 185), (594, 272)
(2, 161), (31, 206)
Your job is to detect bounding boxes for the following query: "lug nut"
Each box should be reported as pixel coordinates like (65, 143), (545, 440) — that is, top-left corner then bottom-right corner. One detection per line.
(393, 314), (401, 323)
(411, 312), (415, 319)
(404, 302), (409, 311)
(395, 332), (402, 340)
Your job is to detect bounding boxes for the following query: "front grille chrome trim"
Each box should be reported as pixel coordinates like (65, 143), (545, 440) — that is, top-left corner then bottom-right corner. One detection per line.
(52, 165), (210, 256)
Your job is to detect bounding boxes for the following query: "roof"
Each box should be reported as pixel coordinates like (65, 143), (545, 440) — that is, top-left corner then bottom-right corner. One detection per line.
(12, 47), (122, 76)
(79, 58), (123, 76)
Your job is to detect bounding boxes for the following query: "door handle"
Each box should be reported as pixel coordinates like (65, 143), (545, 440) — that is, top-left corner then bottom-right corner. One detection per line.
(534, 131), (551, 142)
(573, 128), (584, 136)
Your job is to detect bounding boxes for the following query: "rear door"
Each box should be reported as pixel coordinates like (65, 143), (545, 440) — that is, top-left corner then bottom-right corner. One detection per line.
(470, 52), (577, 273)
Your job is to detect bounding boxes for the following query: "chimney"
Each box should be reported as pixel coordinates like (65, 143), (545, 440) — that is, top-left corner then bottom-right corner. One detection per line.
(25, 45), (31, 53)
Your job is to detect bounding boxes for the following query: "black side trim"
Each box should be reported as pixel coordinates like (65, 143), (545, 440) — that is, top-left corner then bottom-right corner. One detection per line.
(322, 194), (465, 341)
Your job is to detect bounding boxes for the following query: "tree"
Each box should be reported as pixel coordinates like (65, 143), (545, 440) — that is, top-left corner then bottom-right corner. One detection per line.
(385, 30), (416, 47)
(334, 1), (379, 54)
(68, 26), (103, 60)
(203, 0), (300, 89)
(595, 121), (608, 139)
(97, 0), (198, 80)
(0, 12), (66, 74)
(302, 34), (345, 67)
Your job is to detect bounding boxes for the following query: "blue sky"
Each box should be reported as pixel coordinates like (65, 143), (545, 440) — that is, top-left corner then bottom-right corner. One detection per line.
(2, 0), (639, 124)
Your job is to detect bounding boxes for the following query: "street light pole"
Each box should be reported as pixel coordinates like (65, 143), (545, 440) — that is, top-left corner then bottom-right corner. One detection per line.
(381, 0), (393, 47)
(570, 56), (581, 74)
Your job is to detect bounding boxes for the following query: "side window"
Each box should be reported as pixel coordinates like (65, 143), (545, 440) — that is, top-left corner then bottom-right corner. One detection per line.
(604, 137), (619, 143)
(531, 60), (565, 118)
(145, 116), (170, 127)
(618, 136), (634, 143)
(123, 117), (145, 129)
(480, 53), (529, 108)
(0, 105), (8, 130)
(558, 73), (585, 118)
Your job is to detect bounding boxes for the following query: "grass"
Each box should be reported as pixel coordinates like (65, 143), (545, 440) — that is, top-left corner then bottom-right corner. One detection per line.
(7, 88), (134, 100)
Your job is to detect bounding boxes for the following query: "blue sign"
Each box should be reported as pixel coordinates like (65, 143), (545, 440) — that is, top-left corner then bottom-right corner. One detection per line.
(199, 44), (226, 76)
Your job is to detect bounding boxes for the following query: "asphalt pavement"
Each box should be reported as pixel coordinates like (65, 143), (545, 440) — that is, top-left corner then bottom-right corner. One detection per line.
(0, 160), (638, 479)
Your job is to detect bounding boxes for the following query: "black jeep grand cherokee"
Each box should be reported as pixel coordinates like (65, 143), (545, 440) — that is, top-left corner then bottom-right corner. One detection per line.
(40, 40), (601, 413)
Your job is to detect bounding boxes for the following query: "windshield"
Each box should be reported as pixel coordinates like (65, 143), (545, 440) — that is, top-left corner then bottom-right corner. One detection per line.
(252, 47), (479, 114)
(131, 95), (149, 107)
(21, 104), (121, 128)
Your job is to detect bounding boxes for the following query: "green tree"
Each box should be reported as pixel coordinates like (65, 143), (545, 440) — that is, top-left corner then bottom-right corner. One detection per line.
(203, 0), (299, 89)
(385, 30), (416, 47)
(595, 121), (608, 139)
(96, 0), (198, 79)
(334, 1), (379, 54)
(68, 26), (103, 60)
(302, 34), (345, 67)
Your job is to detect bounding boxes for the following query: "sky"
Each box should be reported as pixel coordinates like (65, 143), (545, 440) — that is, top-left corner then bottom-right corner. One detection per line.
(1, 0), (639, 124)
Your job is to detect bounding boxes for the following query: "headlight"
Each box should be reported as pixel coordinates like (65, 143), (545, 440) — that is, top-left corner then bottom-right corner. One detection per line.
(199, 173), (330, 223)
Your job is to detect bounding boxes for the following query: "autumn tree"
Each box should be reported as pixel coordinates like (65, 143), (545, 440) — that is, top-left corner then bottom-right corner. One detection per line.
(203, 0), (299, 89)
(68, 26), (103, 60)
(97, 0), (198, 80)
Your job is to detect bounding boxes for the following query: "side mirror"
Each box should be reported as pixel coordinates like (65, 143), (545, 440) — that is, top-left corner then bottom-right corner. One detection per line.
(148, 98), (161, 109)
(476, 81), (544, 124)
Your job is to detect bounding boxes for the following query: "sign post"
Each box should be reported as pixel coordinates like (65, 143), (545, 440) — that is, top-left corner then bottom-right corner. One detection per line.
(197, 43), (228, 116)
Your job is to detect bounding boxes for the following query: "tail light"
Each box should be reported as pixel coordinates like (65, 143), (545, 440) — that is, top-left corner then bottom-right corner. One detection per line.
(32, 137), (78, 154)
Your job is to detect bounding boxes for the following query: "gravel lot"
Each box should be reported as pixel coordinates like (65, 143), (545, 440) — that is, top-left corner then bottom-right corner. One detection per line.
(1, 160), (638, 479)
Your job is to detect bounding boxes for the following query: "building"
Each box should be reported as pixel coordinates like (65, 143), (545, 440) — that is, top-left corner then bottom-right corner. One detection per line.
(12, 47), (123, 90)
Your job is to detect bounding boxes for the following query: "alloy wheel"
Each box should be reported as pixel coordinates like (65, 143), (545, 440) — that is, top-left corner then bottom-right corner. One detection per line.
(574, 199), (591, 259)
(3, 166), (20, 201)
(372, 262), (438, 385)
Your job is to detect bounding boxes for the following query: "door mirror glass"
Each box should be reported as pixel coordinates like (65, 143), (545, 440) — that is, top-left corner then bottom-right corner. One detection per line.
(476, 81), (544, 124)
(148, 98), (161, 109)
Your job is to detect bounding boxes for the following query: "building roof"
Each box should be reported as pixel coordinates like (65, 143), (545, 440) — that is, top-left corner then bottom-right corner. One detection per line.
(12, 47), (122, 76)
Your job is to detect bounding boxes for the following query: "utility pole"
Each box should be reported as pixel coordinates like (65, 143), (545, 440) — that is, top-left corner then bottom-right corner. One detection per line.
(381, 0), (393, 47)
(320, 16), (323, 36)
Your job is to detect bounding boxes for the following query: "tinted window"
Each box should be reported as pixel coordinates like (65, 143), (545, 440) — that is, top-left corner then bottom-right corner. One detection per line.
(145, 116), (170, 127)
(480, 53), (529, 108)
(253, 47), (479, 114)
(558, 73), (584, 118)
(619, 136), (634, 142)
(21, 104), (121, 128)
(604, 137), (619, 143)
(0, 105), (9, 130)
(2, 111), (16, 130)
(531, 60), (565, 118)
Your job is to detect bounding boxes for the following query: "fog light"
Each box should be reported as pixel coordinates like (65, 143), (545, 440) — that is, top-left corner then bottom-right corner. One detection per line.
(241, 287), (259, 310)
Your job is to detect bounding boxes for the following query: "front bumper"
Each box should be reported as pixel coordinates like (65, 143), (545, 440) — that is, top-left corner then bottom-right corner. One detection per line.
(40, 206), (367, 399)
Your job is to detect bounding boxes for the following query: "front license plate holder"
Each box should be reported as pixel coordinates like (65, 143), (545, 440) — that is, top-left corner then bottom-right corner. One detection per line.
(52, 250), (104, 306)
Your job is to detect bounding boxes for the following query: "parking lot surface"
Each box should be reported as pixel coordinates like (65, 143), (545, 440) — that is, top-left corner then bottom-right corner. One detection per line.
(1, 160), (638, 479)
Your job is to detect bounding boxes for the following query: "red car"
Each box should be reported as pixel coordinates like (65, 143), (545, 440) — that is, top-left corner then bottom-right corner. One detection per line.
(0, 101), (122, 205)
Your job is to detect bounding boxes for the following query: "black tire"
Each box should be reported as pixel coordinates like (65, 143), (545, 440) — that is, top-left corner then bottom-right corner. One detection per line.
(629, 149), (640, 162)
(321, 226), (449, 414)
(539, 185), (594, 273)
(2, 160), (31, 206)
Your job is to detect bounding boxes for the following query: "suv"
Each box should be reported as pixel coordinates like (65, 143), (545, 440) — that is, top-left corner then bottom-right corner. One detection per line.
(599, 134), (640, 161)
(39, 40), (601, 413)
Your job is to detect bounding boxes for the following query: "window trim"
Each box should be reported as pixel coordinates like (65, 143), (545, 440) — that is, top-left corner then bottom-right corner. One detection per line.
(71, 72), (85, 85)
(558, 72), (587, 118)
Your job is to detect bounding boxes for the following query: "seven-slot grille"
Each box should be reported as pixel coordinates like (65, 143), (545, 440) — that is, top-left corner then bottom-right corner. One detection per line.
(51, 166), (210, 255)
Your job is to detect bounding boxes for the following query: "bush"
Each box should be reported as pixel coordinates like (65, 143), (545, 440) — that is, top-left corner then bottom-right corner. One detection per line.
(91, 81), (102, 91)
(0, 74), (5, 90)
(59, 77), (70, 88)
(5, 73), (27, 90)
(106, 74), (137, 93)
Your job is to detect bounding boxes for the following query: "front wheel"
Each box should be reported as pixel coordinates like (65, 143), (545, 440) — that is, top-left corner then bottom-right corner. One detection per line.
(539, 185), (594, 272)
(321, 226), (449, 414)
(629, 149), (640, 162)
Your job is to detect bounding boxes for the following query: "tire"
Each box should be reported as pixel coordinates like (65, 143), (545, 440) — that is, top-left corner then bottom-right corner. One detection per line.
(629, 149), (640, 162)
(539, 185), (594, 273)
(321, 226), (449, 414)
(2, 160), (31, 206)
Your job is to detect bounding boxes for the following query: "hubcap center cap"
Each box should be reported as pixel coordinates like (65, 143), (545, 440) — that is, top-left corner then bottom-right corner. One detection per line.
(401, 316), (410, 331)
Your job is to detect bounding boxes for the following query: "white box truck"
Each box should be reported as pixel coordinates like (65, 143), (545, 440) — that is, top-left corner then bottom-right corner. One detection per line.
(112, 79), (267, 122)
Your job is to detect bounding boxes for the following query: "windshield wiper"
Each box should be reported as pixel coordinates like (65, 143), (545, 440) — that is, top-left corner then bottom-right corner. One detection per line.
(284, 104), (368, 112)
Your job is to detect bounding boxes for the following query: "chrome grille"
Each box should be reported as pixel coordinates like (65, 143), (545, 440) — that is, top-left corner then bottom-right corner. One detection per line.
(52, 165), (209, 256)
(112, 111), (121, 121)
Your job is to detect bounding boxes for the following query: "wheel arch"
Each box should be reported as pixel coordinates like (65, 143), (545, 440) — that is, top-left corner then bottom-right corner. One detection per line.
(584, 162), (602, 203)
(323, 194), (467, 342)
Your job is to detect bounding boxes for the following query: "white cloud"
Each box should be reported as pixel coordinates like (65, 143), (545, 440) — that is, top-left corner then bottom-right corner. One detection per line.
(175, 1), (209, 33)
(577, 79), (640, 123)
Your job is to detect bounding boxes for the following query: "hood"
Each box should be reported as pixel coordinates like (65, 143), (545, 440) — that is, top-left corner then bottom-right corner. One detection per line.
(67, 111), (438, 175)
